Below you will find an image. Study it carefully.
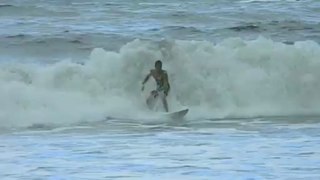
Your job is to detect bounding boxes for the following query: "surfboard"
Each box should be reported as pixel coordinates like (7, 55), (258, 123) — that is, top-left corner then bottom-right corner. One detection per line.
(164, 108), (188, 119)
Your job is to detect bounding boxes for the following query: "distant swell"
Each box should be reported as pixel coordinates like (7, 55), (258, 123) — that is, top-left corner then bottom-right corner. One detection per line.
(228, 24), (261, 32)
(227, 20), (319, 33)
(0, 4), (79, 17)
(1, 33), (135, 60)
(5, 34), (27, 39)
(0, 4), (13, 8)
(149, 26), (204, 34)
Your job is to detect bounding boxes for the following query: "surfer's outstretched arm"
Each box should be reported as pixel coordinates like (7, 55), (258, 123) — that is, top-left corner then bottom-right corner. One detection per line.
(142, 73), (151, 84)
(141, 72), (151, 91)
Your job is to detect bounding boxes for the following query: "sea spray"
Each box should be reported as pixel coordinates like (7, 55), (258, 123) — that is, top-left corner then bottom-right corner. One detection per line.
(0, 37), (319, 128)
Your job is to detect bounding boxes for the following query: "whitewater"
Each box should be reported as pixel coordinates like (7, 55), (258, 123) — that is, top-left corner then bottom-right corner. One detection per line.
(1, 0), (320, 179)
(1, 37), (320, 129)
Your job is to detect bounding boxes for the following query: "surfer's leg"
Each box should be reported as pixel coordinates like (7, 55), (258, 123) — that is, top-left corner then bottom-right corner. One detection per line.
(162, 97), (169, 112)
(146, 92), (153, 109)
(146, 96), (152, 109)
(159, 91), (169, 112)
(146, 90), (158, 110)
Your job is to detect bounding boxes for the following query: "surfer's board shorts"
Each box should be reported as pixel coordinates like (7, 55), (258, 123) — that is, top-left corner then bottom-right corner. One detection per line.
(156, 86), (169, 96)
(146, 90), (168, 110)
(149, 90), (162, 99)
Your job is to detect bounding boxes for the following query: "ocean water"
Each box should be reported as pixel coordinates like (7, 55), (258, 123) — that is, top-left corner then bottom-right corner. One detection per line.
(1, 0), (320, 179)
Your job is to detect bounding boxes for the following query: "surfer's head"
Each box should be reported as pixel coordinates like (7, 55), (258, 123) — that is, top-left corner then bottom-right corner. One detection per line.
(155, 60), (162, 70)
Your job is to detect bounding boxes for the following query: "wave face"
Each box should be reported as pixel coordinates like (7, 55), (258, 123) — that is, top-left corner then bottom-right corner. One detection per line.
(0, 37), (320, 129)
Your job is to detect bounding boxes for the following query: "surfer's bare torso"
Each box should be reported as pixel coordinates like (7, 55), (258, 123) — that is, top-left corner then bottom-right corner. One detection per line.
(149, 69), (170, 95)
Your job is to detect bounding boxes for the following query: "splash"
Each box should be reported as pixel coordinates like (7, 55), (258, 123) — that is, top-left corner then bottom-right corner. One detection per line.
(0, 37), (320, 128)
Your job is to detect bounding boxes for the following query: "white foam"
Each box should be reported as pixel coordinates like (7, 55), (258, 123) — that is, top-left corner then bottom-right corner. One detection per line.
(1, 37), (320, 128)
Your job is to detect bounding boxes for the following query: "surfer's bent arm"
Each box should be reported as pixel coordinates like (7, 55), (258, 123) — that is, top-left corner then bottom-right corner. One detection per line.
(141, 71), (151, 91)
(142, 72), (151, 85)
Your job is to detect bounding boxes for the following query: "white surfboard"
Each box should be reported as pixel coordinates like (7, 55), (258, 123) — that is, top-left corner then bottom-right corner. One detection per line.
(144, 91), (188, 119)
(164, 108), (188, 119)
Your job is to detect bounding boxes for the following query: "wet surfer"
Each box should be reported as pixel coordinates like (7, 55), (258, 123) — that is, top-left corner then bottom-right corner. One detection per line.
(142, 60), (170, 112)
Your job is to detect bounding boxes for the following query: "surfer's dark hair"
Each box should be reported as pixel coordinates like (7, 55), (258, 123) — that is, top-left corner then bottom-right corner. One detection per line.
(155, 60), (162, 67)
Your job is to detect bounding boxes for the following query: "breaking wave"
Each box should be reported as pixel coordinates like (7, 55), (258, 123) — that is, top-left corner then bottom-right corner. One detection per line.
(1, 37), (320, 129)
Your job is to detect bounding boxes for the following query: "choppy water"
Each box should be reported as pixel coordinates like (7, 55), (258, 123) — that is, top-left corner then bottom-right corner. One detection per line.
(1, 117), (320, 179)
(1, 0), (320, 179)
(1, 0), (319, 62)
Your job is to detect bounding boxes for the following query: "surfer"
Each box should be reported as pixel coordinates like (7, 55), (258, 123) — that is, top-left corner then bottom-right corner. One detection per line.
(141, 60), (170, 112)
